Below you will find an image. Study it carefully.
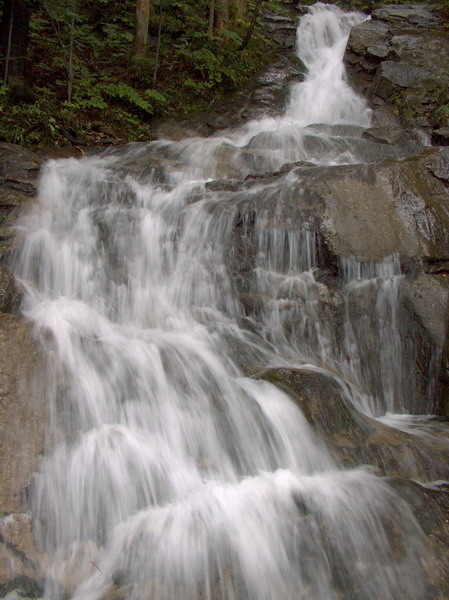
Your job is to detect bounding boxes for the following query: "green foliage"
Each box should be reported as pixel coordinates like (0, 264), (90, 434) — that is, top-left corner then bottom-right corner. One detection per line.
(0, 0), (279, 146)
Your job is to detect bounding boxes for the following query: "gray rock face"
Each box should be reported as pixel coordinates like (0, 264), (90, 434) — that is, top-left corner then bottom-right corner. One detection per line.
(241, 147), (449, 263)
(345, 4), (449, 135)
(0, 146), (44, 598)
(0, 315), (44, 598)
(372, 61), (428, 100)
(0, 143), (42, 272)
(215, 146), (449, 415)
(373, 4), (440, 28)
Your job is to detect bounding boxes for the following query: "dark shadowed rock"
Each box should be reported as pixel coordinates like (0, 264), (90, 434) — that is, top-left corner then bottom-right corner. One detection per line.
(0, 267), (23, 314)
(0, 145), (42, 269)
(0, 144), (42, 188)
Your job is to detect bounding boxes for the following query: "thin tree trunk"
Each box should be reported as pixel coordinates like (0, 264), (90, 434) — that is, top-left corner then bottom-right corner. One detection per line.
(239, 0), (263, 50)
(208, 0), (215, 39)
(215, 0), (228, 30)
(229, 0), (247, 20)
(152, 6), (162, 86)
(1, 0), (30, 84)
(133, 0), (151, 59)
(3, 0), (15, 84)
(67, 0), (75, 102)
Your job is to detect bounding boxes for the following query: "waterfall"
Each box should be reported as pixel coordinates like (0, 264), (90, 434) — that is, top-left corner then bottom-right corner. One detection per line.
(13, 4), (442, 600)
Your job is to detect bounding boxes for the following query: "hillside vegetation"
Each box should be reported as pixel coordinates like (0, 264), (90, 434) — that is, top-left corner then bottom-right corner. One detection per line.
(0, 0), (447, 147)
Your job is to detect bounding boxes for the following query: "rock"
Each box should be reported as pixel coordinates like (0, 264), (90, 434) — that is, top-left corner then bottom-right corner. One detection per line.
(240, 56), (305, 122)
(315, 152), (449, 262)
(372, 61), (428, 100)
(0, 144), (42, 188)
(256, 367), (449, 480)
(0, 315), (43, 516)
(224, 145), (448, 266)
(205, 179), (241, 192)
(0, 145), (44, 598)
(0, 268), (23, 314)
(258, 148), (449, 262)
(402, 274), (449, 350)
(220, 147), (449, 414)
(345, 4), (449, 137)
(263, 11), (298, 53)
(0, 145), (42, 270)
(432, 127), (449, 147)
(372, 4), (440, 28)
(0, 513), (42, 598)
(387, 479), (449, 600)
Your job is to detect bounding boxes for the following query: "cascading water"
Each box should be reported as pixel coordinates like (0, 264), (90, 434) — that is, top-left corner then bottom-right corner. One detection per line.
(12, 4), (446, 600)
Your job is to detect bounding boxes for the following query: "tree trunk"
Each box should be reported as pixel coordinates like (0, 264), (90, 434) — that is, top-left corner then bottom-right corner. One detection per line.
(239, 0), (263, 51)
(0, 0), (31, 85)
(215, 0), (228, 30)
(152, 7), (162, 86)
(229, 0), (247, 20)
(133, 0), (151, 59)
(207, 0), (215, 39)
(67, 0), (75, 102)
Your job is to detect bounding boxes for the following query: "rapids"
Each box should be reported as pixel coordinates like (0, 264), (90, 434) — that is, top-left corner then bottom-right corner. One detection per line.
(12, 4), (447, 600)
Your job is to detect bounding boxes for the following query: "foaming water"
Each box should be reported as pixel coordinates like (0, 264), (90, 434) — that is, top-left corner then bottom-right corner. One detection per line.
(12, 4), (439, 600)
(287, 3), (371, 126)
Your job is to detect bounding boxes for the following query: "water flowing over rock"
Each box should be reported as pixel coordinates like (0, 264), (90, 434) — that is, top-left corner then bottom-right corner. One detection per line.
(2, 4), (449, 600)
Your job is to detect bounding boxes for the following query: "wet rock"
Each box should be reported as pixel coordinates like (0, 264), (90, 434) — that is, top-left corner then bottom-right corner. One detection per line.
(309, 149), (449, 262)
(422, 146), (449, 183)
(402, 274), (449, 351)
(205, 179), (241, 192)
(263, 11), (299, 53)
(0, 144), (42, 188)
(0, 145), (42, 269)
(387, 479), (449, 600)
(362, 122), (429, 156)
(257, 367), (449, 481)
(240, 56), (305, 122)
(0, 268), (22, 314)
(0, 513), (42, 598)
(403, 273), (449, 418)
(345, 4), (449, 137)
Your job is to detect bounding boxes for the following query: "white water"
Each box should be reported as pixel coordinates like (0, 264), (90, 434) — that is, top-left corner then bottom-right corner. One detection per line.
(13, 4), (439, 600)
